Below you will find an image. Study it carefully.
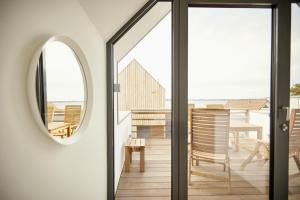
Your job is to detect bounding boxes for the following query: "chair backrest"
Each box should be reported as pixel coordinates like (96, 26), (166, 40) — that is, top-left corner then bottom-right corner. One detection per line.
(188, 104), (195, 133)
(224, 99), (268, 110)
(47, 103), (55, 123)
(64, 105), (82, 124)
(191, 108), (230, 155)
(289, 109), (300, 154)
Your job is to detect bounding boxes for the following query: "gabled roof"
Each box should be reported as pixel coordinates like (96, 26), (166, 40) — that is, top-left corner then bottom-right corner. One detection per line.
(119, 59), (165, 90)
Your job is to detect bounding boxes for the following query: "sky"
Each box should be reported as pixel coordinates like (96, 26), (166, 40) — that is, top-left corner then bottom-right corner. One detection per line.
(291, 4), (300, 88)
(118, 4), (300, 100)
(44, 41), (85, 102)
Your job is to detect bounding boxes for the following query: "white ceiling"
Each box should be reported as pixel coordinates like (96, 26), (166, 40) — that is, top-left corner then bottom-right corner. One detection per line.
(114, 2), (171, 61)
(78, 0), (171, 62)
(78, 0), (149, 41)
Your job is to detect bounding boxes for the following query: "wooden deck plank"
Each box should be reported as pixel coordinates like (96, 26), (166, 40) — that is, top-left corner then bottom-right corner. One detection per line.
(115, 138), (300, 199)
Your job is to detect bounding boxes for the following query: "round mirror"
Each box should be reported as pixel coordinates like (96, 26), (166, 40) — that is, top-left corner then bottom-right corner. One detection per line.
(28, 36), (91, 144)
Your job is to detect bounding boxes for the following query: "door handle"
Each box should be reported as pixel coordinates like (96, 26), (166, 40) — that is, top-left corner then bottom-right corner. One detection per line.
(281, 106), (290, 121)
(280, 106), (290, 133)
(280, 123), (289, 132)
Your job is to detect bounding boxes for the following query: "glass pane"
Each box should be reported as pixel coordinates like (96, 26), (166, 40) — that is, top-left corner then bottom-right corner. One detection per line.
(188, 8), (271, 199)
(289, 3), (300, 200)
(113, 2), (172, 199)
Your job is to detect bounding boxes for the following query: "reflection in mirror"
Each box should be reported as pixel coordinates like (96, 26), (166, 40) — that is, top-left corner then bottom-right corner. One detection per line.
(35, 41), (86, 139)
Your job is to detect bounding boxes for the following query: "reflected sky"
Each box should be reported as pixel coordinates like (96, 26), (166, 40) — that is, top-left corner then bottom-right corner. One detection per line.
(44, 41), (84, 102)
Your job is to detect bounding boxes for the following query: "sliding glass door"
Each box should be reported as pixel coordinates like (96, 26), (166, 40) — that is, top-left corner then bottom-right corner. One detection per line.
(108, 0), (295, 199)
(187, 7), (271, 199)
(174, 0), (292, 199)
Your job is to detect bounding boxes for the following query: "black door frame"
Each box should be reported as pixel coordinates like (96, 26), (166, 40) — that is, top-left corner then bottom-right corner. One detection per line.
(183, 2), (291, 200)
(36, 51), (48, 126)
(107, 0), (298, 199)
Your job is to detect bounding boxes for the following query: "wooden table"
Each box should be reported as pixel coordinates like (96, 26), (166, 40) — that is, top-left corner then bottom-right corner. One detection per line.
(48, 122), (71, 138)
(229, 122), (263, 151)
(125, 138), (145, 172)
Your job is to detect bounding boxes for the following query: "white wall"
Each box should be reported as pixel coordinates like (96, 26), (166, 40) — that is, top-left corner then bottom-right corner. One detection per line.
(114, 112), (131, 192)
(114, 2), (171, 61)
(0, 1), (106, 199)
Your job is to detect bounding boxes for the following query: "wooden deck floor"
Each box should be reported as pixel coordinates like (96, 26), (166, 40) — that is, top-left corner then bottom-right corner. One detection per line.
(115, 138), (300, 200)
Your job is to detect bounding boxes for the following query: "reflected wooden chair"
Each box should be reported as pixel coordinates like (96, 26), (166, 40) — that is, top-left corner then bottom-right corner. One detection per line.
(188, 108), (232, 192)
(64, 105), (82, 135)
(240, 109), (300, 180)
(47, 103), (55, 123)
(47, 103), (70, 138)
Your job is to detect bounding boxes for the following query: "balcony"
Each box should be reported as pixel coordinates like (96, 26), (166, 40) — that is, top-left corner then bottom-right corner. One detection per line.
(114, 98), (300, 200)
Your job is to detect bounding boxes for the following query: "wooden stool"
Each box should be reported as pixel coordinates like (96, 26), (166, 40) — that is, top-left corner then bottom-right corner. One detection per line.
(125, 138), (145, 172)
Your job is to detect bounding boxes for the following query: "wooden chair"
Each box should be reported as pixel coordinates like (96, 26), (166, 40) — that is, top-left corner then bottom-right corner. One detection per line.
(188, 108), (232, 191)
(240, 109), (300, 180)
(47, 103), (55, 123)
(47, 103), (68, 138)
(289, 109), (300, 179)
(188, 104), (195, 134)
(188, 104), (195, 147)
(64, 105), (82, 135)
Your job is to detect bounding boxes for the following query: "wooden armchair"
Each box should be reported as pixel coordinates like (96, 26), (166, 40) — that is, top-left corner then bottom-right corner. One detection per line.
(188, 104), (195, 134)
(187, 104), (195, 146)
(289, 109), (300, 179)
(47, 103), (55, 123)
(240, 109), (300, 180)
(188, 108), (232, 192)
(64, 105), (82, 135)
